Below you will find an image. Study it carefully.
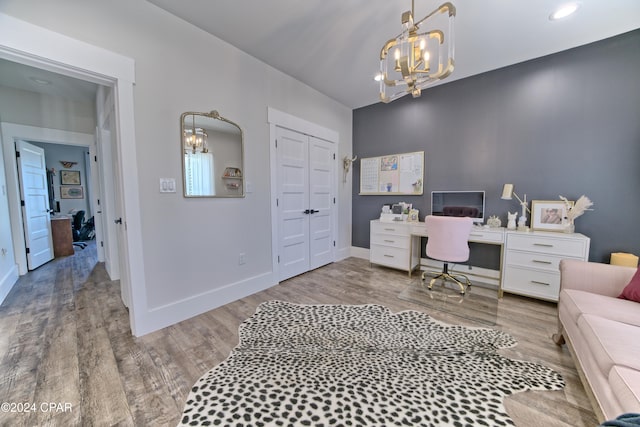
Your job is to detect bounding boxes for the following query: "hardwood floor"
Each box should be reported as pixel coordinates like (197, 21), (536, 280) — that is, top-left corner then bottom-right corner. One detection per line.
(0, 244), (598, 426)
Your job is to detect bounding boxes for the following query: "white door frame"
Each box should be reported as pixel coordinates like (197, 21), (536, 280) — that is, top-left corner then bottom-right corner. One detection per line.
(0, 13), (148, 336)
(268, 107), (339, 280)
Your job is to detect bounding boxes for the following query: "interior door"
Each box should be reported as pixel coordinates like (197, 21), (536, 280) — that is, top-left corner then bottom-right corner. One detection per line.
(16, 140), (54, 270)
(276, 127), (310, 281)
(308, 136), (335, 270)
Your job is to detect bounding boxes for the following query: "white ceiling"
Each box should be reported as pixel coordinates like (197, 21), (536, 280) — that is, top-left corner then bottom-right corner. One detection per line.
(0, 59), (98, 104)
(146, 0), (640, 109)
(1, 2), (639, 110)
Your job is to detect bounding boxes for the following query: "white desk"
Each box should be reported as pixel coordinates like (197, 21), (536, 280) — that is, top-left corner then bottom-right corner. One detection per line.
(369, 219), (590, 301)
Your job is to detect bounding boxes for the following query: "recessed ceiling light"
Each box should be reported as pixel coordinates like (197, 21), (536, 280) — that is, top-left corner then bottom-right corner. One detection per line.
(29, 77), (51, 85)
(549, 3), (580, 21)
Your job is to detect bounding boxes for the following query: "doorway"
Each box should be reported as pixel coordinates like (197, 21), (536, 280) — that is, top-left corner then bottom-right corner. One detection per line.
(1, 14), (146, 335)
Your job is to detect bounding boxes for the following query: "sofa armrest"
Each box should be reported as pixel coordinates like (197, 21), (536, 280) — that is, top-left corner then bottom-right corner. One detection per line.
(559, 259), (636, 298)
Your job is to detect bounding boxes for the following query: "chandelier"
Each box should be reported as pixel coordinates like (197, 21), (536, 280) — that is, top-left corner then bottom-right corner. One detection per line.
(378, 1), (456, 103)
(183, 115), (208, 154)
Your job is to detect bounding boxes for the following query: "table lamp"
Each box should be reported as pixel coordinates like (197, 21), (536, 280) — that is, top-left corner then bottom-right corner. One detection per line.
(501, 184), (531, 229)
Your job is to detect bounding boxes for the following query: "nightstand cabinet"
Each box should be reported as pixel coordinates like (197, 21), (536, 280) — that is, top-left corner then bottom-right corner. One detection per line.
(369, 220), (419, 274)
(502, 231), (590, 301)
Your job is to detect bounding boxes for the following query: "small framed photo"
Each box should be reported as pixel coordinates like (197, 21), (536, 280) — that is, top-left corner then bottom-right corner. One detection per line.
(407, 209), (420, 222)
(60, 186), (84, 199)
(60, 170), (81, 185)
(531, 200), (573, 232)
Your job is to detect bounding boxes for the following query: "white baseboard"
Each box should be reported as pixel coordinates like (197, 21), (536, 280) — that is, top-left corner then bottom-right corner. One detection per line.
(335, 246), (351, 261)
(135, 271), (277, 336)
(350, 246), (369, 260)
(0, 264), (19, 305)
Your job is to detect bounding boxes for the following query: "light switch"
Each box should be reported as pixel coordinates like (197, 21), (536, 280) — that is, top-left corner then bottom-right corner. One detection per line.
(159, 178), (176, 193)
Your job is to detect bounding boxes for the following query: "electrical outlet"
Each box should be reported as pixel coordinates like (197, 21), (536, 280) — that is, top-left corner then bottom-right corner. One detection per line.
(239, 253), (246, 265)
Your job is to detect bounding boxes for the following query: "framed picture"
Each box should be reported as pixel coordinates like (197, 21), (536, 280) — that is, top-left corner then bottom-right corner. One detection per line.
(407, 209), (420, 222)
(60, 170), (81, 185)
(531, 200), (573, 232)
(60, 185), (84, 199)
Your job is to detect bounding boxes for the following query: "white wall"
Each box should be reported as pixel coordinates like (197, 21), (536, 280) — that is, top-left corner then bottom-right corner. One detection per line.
(0, 0), (353, 333)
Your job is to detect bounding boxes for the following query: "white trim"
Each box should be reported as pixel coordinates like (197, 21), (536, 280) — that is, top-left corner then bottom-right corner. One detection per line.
(1, 123), (95, 275)
(268, 107), (339, 282)
(0, 264), (19, 304)
(335, 246), (351, 261)
(0, 13), (147, 336)
(143, 272), (277, 332)
(350, 246), (370, 260)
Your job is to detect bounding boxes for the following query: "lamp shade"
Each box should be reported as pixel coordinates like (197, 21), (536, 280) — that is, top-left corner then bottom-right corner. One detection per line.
(501, 184), (514, 200)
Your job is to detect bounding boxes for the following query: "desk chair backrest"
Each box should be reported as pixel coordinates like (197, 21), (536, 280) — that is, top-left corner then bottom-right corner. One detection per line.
(425, 215), (473, 263)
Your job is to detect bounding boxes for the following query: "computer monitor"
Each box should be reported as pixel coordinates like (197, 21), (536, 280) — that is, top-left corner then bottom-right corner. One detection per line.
(431, 190), (485, 223)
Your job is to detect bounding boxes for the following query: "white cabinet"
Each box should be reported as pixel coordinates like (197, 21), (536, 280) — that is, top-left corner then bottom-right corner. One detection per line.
(502, 231), (590, 301)
(369, 220), (419, 274)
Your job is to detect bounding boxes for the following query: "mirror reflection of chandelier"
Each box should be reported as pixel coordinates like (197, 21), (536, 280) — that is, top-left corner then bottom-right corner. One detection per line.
(183, 118), (208, 154)
(378, 1), (456, 103)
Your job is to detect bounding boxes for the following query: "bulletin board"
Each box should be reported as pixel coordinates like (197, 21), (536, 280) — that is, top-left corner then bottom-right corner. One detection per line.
(359, 151), (424, 195)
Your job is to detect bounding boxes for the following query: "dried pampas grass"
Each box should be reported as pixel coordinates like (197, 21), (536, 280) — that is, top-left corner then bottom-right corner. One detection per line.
(560, 195), (593, 221)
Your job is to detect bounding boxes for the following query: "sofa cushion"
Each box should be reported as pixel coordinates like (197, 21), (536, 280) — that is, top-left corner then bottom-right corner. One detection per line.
(577, 314), (640, 376)
(619, 267), (640, 303)
(562, 289), (640, 327)
(609, 366), (640, 414)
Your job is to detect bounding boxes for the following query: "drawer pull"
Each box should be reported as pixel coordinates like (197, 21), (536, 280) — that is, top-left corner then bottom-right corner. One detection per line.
(530, 280), (550, 286)
(532, 259), (552, 264)
(533, 243), (553, 247)
(384, 228), (396, 231)
(470, 233), (483, 237)
(384, 239), (395, 243)
(383, 254), (395, 258)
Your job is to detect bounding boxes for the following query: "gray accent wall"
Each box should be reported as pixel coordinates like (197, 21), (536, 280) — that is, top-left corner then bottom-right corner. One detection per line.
(353, 29), (640, 264)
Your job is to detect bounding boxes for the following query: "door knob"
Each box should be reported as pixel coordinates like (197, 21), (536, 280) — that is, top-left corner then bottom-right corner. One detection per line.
(303, 209), (310, 214)
(114, 217), (122, 224)
(310, 209), (320, 214)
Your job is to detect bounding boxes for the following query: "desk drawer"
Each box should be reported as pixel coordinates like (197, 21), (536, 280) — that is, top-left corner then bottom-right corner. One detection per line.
(469, 229), (504, 243)
(503, 266), (560, 301)
(507, 234), (586, 257)
(370, 244), (409, 269)
(371, 221), (410, 236)
(370, 233), (410, 249)
(505, 251), (565, 273)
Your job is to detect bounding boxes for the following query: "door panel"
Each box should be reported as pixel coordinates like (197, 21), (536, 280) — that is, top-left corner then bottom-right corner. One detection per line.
(308, 137), (334, 270)
(16, 140), (53, 270)
(277, 127), (309, 281)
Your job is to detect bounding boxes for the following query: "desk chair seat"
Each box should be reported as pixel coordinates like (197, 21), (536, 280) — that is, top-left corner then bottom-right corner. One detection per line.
(421, 215), (473, 294)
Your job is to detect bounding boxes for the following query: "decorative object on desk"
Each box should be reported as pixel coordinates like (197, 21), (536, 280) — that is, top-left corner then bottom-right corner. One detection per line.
(407, 208), (419, 222)
(501, 184), (530, 230)
(179, 301), (564, 427)
(506, 212), (517, 230)
(377, 1), (456, 103)
(60, 170), (81, 185)
(342, 155), (357, 182)
(531, 200), (571, 232)
(60, 186), (83, 199)
(559, 195), (593, 233)
(487, 215), (502, 228)
(59, 161), (77, 169)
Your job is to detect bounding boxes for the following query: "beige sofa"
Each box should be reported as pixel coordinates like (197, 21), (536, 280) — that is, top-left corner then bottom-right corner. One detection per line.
(553, 259), (640, 421)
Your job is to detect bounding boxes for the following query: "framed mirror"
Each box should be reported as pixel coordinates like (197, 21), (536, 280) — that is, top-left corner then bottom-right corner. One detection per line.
(181, 110), (244, 198)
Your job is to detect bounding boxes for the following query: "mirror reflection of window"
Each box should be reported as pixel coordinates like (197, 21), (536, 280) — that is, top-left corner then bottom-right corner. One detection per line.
(184, 152), (215, 196)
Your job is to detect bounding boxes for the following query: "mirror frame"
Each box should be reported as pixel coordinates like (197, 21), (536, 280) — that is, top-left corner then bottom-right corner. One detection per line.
(180, 110), (245, 198)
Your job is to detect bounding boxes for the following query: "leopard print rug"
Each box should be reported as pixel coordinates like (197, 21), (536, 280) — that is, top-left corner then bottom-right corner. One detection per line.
(179, 301), (564, 426)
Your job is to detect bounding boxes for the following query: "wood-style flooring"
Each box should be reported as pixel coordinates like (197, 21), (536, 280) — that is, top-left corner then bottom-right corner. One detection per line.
(0, 243), (598, 426)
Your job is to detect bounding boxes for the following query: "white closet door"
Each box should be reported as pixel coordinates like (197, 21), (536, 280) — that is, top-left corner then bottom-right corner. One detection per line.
(308, 136), (334, 270)
(16, 140), (54, 270)
(277, 127), (310, 281)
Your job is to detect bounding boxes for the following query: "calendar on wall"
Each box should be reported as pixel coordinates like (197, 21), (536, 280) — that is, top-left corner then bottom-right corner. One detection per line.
(359, 151), (424, 195)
